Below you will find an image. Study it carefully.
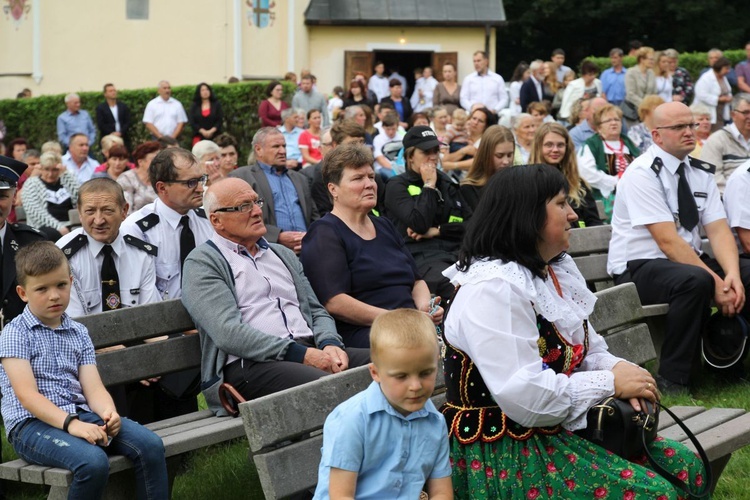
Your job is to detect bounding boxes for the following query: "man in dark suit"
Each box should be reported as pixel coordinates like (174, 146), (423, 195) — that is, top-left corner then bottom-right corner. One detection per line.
(520, 60), (545, 112)
(95, 83), (132, 150)
(0, 154), (45, 494)
(229, 127), (318, 253)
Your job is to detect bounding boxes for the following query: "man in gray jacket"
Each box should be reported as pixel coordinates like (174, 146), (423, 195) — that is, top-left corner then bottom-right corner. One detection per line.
(701, 93), (750, 193)
(181, 177), (368, 415)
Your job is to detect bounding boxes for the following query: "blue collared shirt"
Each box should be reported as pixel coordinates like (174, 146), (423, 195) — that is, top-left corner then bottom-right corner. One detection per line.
(601, 66), (626, 105)
(56, 109), (96, 147)
(258, 161), (307, 232)
(570, 121), (595, 149)
(277, 126), (304, 162)
(0, 307), (96, 435)
(313, 381), (451, 500)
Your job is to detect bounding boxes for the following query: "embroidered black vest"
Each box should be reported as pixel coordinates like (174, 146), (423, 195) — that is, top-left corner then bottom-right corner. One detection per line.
(441, 313), (589, 444)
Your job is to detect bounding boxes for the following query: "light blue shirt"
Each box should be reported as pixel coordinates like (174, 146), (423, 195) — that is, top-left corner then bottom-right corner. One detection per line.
(601, 66), (626, 105)
(313, 381), (451, 500)
(56, 109), (96, 147)
(570, 121), (596, 149)
(258, 161), (307, 232)
(277, 125), (304, 162)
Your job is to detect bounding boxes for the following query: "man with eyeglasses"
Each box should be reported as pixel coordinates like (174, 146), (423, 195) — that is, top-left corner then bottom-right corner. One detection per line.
(121, 148), (213, 301)
(701, 93), (750, 193)
(181, 177), (369, 416)
(230, 127), (318, 254)
(608, 102), (750, 395)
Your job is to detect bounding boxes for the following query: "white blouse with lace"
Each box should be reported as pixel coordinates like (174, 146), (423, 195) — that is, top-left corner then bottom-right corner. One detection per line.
(443, 254), (626, 431)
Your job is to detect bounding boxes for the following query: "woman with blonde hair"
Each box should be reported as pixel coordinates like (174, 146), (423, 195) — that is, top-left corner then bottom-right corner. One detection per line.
(689, 102), (713, 157)
(530, 122), (602, 226)
(654, 51), (674, 103)
(627, 95), (665, 151)
(461, 125), (515, 211)
(625, 47), (657, 107)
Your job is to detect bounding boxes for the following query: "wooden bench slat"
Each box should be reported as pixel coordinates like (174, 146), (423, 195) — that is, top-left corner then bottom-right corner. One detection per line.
(573, 254), (610, 283)
(145, 409), (215, 432)
(659, 408), (746, 443)
(19, 464), (49, 484)
(658, 406), (707, 431)
(602, 324), (657, 365)
(567, 225), (612, 256)
(97, 335), (201, 386)
(0, 459), (25, 481)
(682, 412), (750, 462)
(77, 299), (194, 347)
(160, 418), (245, 457)
(154, 415), (234, 439)
(589, 283), (644, 332)
(642, 304), (670, 317)
(254, 435), (322, 499)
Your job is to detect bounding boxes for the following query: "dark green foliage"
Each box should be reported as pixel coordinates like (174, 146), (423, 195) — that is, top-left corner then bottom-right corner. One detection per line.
(0, 81), (296, 161)
(584, 49), (747, 82)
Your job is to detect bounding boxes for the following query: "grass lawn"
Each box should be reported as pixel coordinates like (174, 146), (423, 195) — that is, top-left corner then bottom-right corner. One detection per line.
(2, 372), (749, 499)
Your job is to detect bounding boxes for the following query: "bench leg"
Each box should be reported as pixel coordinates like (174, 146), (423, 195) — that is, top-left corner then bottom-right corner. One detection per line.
(45, 461), (176, 500)
(709, 453), (731, 493)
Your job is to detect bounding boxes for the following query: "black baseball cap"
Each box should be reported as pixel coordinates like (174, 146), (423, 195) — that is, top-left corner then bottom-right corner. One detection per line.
(0, 155), (27, 189)
(402, 126), (443, 151)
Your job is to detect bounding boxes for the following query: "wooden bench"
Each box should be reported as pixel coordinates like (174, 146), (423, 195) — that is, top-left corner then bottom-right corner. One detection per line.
(240, 283), (750, 498)
(0, 300), (245, 499)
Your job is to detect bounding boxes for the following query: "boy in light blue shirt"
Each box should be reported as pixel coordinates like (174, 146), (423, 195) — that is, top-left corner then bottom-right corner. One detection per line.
(314, 309), (452, 500)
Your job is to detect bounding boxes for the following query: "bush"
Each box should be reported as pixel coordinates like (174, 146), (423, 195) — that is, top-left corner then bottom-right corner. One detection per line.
(584, 49), (747, 83)
(0, 81), (296, 162)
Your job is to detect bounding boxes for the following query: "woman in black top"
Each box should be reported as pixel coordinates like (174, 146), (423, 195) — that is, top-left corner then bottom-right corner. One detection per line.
(188, 82), (223, 146)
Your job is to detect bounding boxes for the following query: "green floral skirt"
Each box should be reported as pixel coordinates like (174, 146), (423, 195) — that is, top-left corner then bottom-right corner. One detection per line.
(449, 431), (708, 499)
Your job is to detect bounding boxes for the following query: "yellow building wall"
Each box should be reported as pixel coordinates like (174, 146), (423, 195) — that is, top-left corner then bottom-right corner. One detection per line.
(307, 26), (496, 97)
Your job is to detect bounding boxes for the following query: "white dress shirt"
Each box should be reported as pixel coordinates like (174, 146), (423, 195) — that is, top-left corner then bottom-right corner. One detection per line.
(608, 144), (727, 276)
(410, 76), (438, 112)
(120, 199), (215, 300)
(723, 159), (750, 231)
(61, 152), (99, 185)
(142, 96), (188, 137)
(57, 227), (161, 317)
(460, 70), (509, 113)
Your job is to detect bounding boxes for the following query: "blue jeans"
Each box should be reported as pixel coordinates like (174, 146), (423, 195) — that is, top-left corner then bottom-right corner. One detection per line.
(9, 411), (168, 499)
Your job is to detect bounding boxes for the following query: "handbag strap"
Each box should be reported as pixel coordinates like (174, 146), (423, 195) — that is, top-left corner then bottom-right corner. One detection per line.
(642, 402), (712, 499)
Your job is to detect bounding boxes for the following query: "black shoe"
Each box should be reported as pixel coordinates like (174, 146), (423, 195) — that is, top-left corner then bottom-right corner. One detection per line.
(655, 375), (691, 397)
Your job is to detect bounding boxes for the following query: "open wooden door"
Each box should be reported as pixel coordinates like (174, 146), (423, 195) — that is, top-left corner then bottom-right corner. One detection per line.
(344, 51), (375, 86)
(432, 52), (458, 81)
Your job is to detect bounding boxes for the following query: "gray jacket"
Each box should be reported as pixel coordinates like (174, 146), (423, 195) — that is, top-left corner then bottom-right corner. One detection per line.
(181, 239), (343, 415)
(701, 125), (750, 193)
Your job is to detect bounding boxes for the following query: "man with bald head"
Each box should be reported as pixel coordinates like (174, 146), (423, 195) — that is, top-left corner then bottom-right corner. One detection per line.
(608, 102), (750, 395)
(180, 177), (368, 415)
(570, 97), (608, 148)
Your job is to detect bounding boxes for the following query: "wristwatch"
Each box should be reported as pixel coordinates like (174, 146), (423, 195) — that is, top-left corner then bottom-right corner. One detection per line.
(63, 413), (79, 432)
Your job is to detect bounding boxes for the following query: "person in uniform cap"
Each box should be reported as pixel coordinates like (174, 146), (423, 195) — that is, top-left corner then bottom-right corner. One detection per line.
(608, 102), (750, 395)
(0, 155), (45, 328)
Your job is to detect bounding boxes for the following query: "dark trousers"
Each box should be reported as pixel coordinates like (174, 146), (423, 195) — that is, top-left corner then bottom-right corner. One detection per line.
(615, 256), (750, 384)
(224, 340), (370, 401)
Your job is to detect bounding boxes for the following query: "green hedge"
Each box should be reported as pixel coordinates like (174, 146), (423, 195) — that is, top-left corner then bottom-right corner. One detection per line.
(0, 81), (296, 162)
(585, 49), (748, 82)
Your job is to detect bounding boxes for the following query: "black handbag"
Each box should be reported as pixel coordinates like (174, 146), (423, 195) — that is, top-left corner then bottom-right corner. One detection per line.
(578, 398), (712, 499)
(620, 100), (639, 122)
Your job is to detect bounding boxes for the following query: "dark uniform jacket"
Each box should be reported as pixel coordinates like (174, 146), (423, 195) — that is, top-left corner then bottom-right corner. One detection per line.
(1, 222), (45, 328)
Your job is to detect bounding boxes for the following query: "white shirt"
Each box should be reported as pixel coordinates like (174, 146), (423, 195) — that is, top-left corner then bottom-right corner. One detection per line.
(61, 152), (99, 185)
(607, 144), (727, 275)
(694, 71), (732, 125)
(372, 131), (401, 160)
(577, 140), (633, 198)
(142, 96), (188, 137)
(723, 159), (750, 230)
(410, 76), (438, 112)
(655, 75), (673, 103)
(460, 70), (509, 114)
(110, 104), (120, 132)
(368, 74), (390, 102)
(559, 78), (603, 120)
(443, 256), (622, 431)
(727, 123), (750, 152)
(57, 227), (161, 317)
(120, 199), (215, 300)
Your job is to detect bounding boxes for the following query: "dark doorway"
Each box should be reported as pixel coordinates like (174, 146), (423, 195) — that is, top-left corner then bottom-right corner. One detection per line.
(373, 50), (433, 97)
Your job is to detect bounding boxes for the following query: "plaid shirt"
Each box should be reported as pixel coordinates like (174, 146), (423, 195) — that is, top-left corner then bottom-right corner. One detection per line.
(0, 307), (95, 435)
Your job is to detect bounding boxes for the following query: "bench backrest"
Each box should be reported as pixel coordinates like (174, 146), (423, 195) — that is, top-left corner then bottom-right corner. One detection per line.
(240, 282), (656, 499)
(568, 225), (613, 290)
(75, 299), (198, 387)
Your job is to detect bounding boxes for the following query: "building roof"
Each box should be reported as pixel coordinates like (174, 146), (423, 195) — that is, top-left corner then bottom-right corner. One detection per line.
(304, 0), (506, 27)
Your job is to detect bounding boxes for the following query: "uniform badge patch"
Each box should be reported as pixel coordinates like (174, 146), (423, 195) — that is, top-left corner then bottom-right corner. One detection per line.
(106, 293), (121, 309)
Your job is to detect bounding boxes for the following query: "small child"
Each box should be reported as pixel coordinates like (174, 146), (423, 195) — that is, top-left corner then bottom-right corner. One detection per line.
(445, 108), (469, 147)
(0, 242), (168, 499)
(313, 309), (453, 500)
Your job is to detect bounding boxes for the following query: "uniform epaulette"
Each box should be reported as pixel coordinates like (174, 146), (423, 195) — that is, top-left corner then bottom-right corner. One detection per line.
(194, 207), (207, 218)
(135, 213), (160, 233)
(10, 223), (44, 237)
(650, 157), (664, 176)
(689, 157), (716, 175)
(124, 234), (158, 256)
(60, 234), (88, 259)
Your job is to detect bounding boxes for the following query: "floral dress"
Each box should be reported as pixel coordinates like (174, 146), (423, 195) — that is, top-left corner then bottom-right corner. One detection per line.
(441, 257), (707, 499)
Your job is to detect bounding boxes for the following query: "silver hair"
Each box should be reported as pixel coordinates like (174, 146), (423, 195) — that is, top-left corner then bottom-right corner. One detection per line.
(511, 113), (534, 131)
(343, 105), (364, 120)
(689, 102), (712, 117)
(64, 93), (79, 104)
(203, 187), (219, 214)
(191, 140), (220, 161)
(251, 127), (282, 149)
(609, 48), (624, 57)
(281, 108), (296, 121)
(529, 60), (544, 71)
(732, 93), (750, 111)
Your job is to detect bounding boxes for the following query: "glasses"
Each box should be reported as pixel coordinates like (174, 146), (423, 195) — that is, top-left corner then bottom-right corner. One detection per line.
(213, 199), (265, 213)
(654, 123), (700, 132)
(599, 118), (620, 125)
(164, 174), (208, 189)
(733, 109), (750, 116)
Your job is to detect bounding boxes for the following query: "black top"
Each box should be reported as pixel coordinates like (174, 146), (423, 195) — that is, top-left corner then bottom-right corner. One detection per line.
(188, 100), (224, 141)
(42, 179), (73, 222)
(300, 214), (419, 348)
(1, 223), (46, 326)
(459, 183), (483, 213)
(574, 185), (604, 228)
